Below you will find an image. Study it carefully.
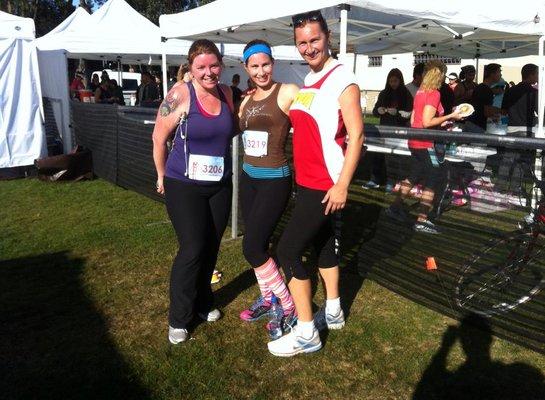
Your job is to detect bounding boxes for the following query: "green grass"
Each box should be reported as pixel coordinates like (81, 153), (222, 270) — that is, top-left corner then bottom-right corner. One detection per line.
(1, 178), (544, 399)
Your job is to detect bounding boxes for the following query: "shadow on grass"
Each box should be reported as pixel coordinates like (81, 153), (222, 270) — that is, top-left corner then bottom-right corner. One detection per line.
(0, 251), (150, 400)
(412, 313), (545, 400)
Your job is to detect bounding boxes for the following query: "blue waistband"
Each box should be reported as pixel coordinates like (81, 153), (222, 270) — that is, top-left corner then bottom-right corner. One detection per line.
(243, 163), (291, 179)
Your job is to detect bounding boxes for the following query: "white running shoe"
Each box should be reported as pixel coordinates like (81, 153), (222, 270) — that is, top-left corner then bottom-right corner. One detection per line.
(314, 307), (346, 331)
(168, 326), (188, 344)
(198, 308), (222, 322)
(267, 326), (322, 357)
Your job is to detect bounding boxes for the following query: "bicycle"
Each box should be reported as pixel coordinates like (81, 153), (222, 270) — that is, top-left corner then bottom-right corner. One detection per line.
(454, 161), (545, 317)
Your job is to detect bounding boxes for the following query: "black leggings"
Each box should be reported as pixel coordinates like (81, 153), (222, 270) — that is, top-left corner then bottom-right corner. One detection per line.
(164, 177), (232, 329)
(276, 185), (340, 282)
(240, 171), (292, 267)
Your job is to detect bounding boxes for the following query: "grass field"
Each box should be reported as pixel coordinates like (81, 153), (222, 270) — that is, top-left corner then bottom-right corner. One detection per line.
(1, 178), (544, 399)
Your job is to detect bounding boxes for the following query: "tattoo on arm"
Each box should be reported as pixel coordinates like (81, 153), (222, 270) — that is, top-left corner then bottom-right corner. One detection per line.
(159, 92), (179, 117)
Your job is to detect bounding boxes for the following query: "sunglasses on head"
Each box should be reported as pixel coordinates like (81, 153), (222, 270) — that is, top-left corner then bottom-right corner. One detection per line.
(291, 10), (324, 27)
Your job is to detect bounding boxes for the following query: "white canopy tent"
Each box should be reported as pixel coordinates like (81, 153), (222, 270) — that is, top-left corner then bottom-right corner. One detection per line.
(159, 0), (545, 138)
(35, 0), (307, 153)
(35, 7), (91, 153)
(160, 0), (545, 236)
(0, 11), (46, 168)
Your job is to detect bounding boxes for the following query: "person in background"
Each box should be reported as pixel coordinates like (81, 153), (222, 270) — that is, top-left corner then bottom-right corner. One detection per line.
(155, 74), (164, 101)
(364, 68), (413, 191)
(491, 79), (507, 108)
(385, 60), (462, 235)
(176, 63), (191, 83)
(242, 78), (256, 97)
(466, 63), (502, 132)
(230, 73), (243, 106)
(110, 79), (125, 105)
(406, 63), (425, 98)
(447, 72), (458, 91)
(454, 65), (477, 106)
(440, 81), (455, 114)
(502, 63), (539, 136)
(137, 72), (160, 107)
(94, 79), (113, 104)
(70, 71), (85, 100)
(101, 70), (110, 83)
(90, 73), (100, 92)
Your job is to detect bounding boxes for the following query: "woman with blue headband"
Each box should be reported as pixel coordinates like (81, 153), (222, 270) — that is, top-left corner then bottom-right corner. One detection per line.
(237, 39), (299, 335)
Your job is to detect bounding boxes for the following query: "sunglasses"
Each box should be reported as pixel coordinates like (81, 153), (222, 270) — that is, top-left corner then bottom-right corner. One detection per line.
(291, 10), (324, 27)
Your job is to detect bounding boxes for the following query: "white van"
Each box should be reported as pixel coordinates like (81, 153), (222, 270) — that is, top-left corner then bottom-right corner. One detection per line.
(92, 69), (141, 105)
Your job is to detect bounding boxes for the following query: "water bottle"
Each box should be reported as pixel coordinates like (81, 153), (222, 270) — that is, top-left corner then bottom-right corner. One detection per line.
(268, 295), (283, 340)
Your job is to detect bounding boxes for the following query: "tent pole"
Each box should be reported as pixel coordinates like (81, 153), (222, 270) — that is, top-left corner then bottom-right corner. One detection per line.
(475, 57), (480, 82)
(231, 135), (239, 239)
(339, 4), (349, 62)
(117, 57), (122, 90)
(161, 38), (168, 98)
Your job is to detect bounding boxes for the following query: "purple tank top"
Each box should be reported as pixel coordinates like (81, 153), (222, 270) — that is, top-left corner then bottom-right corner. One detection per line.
(165, 82), (233, 183)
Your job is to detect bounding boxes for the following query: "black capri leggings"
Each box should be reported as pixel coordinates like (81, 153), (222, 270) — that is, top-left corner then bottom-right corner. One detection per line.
(240, 171), (292, 267)
(164, 177), (232, 329)
(408, 148), (443, 190)
(276, 185), (340, 282)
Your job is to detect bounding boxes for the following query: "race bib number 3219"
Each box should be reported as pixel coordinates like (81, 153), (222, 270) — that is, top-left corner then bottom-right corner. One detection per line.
(187, 154), (224, 181)
(242, 130), (268, 157)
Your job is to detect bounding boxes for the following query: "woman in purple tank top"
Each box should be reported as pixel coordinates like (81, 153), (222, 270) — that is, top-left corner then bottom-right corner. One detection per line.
(152, 40), (234, 344)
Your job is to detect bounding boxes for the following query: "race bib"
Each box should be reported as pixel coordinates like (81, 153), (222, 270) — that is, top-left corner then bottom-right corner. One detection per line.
(242, 130), (268, 157)
(187, 154), (224, 181)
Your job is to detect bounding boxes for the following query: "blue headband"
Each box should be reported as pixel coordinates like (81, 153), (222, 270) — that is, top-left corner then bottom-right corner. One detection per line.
(242, 44), (272, 63)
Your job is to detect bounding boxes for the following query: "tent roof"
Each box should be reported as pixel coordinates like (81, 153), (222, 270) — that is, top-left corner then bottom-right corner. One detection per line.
(40, 7), (90, 38)
(35, 0), (301, 63)
(159, 0), (545, 58)
(0, 11), (36, 40)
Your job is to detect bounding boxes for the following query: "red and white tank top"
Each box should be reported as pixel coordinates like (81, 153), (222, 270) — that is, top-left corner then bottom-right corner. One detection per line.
(289, 60), (357, 191)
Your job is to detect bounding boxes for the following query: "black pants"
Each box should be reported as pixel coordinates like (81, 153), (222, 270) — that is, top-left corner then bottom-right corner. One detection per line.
(164, 177), (232, 329)
(277, 185), (340, 282)
(240, 171), (292, 267)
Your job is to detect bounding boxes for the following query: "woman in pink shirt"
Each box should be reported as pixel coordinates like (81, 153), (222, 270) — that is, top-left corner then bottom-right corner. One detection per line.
(386, 60), (462, 234)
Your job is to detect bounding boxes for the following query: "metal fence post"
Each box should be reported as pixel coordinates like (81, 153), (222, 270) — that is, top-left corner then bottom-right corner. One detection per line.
(231, 136), (239, 239)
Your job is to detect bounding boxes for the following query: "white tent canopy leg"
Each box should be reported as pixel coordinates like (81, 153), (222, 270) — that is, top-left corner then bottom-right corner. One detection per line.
(161, 42), (168, 98)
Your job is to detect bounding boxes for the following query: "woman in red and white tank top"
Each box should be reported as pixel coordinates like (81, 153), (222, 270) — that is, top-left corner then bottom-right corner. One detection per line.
(267, 10), (364, 357)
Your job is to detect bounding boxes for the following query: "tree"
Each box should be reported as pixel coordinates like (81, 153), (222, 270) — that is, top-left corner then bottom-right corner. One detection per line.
(1, 0), (104, 36)
(126, 0), (215, 25)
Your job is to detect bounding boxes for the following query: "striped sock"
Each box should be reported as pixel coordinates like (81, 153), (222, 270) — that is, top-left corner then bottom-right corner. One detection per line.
(255, 258), (295, 314)
(253, 269), (273, 302)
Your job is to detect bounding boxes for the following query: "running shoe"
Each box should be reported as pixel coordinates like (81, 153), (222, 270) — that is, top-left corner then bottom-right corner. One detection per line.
(198, 308), (222, 322)
(413, 219), (440, 235)
(384, 205), (409, 223)
(314, 307), (346, 331)
(267, 326), (322, 357)
(168, 326), (189, 344)
(239, 296), (272, 322)
(362, 180), (380, 190)
(211, 270), (222, 284)
(266, 308), (298, 334)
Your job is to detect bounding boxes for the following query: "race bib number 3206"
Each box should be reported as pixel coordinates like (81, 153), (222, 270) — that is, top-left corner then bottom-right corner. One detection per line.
(242, 130), (268, 157)
(187, 154), (224, 181)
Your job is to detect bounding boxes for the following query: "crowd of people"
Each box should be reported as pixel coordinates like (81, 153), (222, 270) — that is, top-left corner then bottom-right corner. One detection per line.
(361, 60), (539, 233)
(150, 8), (541, 357)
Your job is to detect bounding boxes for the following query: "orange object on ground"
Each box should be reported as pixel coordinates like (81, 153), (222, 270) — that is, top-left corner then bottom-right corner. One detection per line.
(426, 257), (437, 270)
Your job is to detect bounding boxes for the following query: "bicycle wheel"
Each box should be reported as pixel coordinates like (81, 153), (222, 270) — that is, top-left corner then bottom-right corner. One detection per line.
(455, 228), (545, 317)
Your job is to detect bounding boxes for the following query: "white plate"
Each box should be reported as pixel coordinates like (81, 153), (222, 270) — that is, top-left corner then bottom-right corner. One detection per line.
(456, 103), (474, 118)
